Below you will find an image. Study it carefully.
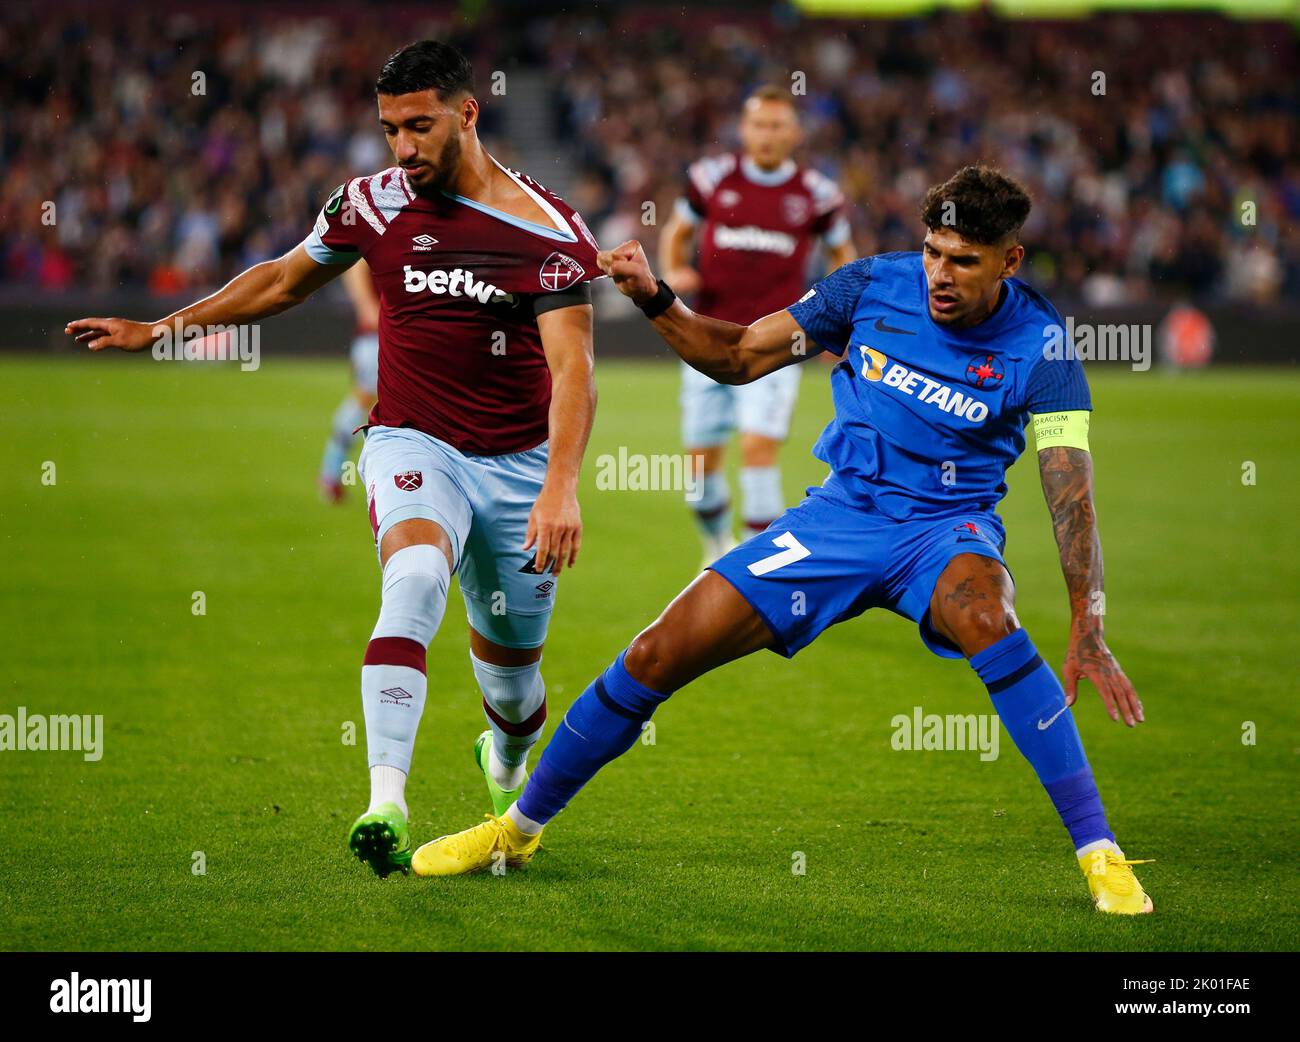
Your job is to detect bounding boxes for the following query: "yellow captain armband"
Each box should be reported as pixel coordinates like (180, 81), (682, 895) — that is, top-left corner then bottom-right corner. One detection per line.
(1032, 410), (1091, 452)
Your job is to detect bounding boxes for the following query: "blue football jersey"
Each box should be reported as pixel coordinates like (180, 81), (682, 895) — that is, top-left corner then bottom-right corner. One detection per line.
(787, 252), (1090, 521)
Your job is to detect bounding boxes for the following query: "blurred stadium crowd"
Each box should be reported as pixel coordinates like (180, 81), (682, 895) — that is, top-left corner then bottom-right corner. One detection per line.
(2, 4), (1297, 307)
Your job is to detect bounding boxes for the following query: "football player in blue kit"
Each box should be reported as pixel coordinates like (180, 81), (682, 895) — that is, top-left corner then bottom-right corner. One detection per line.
(413, 166), (1152, 915)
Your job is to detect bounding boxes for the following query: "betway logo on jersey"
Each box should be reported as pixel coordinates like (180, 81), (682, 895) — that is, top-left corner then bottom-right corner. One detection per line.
(858, 347), (990, 423)
(403, 265), (515, 305)
(712, 224), (797, 257)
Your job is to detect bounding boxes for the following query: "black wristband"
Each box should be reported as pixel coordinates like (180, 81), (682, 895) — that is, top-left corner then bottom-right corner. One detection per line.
(638, 279), (676, 319)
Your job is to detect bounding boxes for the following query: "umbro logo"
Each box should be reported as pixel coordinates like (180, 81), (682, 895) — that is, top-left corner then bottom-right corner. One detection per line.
(535, 580), (555, 595)
(412, 234), (438, 251)
(873, 317), (914, 335)
(380, 687), (413, 706)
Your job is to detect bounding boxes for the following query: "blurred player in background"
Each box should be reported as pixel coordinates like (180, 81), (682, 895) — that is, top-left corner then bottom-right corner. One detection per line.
(318, 258), (380, 503)
(67, 40), (603, 878)
(660, 86), (855, 566)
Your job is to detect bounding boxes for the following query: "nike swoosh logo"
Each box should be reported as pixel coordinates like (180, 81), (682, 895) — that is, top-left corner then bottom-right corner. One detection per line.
(1037, 706), (1068, 731)
(873, 317), (915, 335)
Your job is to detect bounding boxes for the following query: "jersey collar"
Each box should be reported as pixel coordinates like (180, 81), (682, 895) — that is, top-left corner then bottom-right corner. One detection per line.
(441, 155), (578, 243)
(740, 155), (797, 187)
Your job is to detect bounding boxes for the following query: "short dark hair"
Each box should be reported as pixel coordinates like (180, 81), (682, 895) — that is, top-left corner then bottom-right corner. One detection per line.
(375, 40), (474, 99)
(920, 165), (1032, 245)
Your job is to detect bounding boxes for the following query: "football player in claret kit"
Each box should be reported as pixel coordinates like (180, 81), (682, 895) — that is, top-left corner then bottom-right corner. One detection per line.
(660, 86), (856, 566)
(66, 40), (604, 876)
(418, 166), (1155, 916)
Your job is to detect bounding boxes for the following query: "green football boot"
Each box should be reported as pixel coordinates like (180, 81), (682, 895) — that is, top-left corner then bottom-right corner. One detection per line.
(348, 802), (412, 878)
(474, 730), (527, 817)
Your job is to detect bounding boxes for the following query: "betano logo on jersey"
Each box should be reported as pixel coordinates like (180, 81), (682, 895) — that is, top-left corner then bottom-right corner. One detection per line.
(712, 224), (797, 257)
(857, 346), (990, 423)
(402, 265), (515, 305)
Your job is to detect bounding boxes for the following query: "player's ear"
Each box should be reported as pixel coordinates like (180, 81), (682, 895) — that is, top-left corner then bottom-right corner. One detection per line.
(1002, 242), (1024, 280)
(460, 95), (479, 131)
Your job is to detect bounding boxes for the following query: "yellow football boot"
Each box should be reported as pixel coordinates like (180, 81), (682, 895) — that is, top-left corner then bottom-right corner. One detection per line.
(1079, 847), (1154, 915)
(412, 814), (542, 877)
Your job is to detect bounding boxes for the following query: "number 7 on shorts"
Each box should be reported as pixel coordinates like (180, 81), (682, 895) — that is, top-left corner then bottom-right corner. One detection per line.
(746, 531), (811, 577)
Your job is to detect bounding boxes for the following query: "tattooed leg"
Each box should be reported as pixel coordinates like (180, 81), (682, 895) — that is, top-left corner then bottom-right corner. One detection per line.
(929, 553), (1019, 656)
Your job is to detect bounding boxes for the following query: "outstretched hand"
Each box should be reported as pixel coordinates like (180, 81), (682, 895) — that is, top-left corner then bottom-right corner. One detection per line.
(1063, 627), (1144, 727)
(64, 317), (156, 353)
(596, 240), (658, 306)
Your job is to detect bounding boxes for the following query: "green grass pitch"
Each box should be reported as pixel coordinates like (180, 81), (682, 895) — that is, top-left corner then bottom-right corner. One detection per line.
(1, 354), (1296, 951)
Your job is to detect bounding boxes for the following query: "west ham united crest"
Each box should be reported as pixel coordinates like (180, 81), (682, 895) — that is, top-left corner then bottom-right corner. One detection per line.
(539, 251), (584, 291)
(393, 471), (423, 492)
(782, 193), (810, 224)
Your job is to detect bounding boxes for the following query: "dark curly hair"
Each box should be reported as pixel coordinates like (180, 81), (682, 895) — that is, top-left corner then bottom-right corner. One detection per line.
(375, 40), (474, 99)
(921, 166), (1032, 245)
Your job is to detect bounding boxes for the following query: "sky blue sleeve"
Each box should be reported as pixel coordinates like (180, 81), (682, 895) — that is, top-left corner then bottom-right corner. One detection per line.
(786, 257), (873, 357)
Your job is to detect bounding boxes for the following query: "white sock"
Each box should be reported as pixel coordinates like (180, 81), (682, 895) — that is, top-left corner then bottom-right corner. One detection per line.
(740, 464), (784, 531)
(691, 470), (732, 544)
(1076, 838), (1120, 858)
(506, 800), (544, 835)
(491, 744), (527, 791)
(470, 653), (546, 786)
(361, 544), (449, 791)
(368, 764), (408, 817)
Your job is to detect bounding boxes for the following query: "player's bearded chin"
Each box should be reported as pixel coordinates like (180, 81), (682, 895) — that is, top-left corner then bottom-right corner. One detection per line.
(411, 134), (462, 197)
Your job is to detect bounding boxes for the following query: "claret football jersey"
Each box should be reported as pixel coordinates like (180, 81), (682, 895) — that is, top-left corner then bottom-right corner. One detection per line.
(304, 157), (602, 455)
(678, 153), (850, 324)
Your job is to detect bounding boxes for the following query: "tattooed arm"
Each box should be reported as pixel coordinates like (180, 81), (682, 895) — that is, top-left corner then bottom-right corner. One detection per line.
(1038, 446), (1144, 726)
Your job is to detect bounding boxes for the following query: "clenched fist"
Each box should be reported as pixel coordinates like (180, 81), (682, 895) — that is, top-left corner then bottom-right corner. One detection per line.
(596, 240), (658, 306)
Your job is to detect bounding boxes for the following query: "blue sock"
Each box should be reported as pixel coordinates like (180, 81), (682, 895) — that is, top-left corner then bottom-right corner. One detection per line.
(516, 650), (669, 826)
(970, 629), (1114, 850)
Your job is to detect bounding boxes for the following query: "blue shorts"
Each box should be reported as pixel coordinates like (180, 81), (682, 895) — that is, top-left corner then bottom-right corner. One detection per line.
(708, 486), (1008, 659)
